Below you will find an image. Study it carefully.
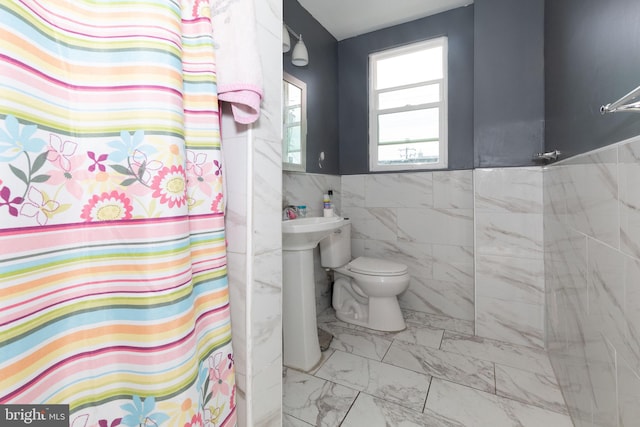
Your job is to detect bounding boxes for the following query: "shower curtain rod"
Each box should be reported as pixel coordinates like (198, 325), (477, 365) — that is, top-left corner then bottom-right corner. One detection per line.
(600, 84), (640, 114)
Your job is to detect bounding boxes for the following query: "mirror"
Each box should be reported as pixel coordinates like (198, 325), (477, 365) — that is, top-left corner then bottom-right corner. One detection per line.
(283, 72), (307, 172)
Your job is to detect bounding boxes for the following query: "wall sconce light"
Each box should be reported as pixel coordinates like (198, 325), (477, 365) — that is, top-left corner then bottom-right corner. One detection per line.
(283, 23), (308, 67)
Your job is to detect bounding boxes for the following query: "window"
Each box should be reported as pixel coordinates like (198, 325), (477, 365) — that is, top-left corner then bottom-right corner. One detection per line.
(369, 37), (448, 171)
(283, 73), (306, 172)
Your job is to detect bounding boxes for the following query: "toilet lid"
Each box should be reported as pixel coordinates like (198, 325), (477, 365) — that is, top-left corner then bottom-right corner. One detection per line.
(347, 257), (408, 276)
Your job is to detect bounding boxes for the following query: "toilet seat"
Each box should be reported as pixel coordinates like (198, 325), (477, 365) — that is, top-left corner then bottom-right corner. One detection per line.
(347, 256), (408, 276)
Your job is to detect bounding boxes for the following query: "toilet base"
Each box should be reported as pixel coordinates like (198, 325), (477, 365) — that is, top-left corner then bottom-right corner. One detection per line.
(334, 296), (406, 332)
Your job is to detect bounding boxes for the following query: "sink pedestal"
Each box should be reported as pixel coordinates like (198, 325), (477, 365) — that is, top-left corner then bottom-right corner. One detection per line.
(282, 248), (320, 371)
(281, 216), (349, 372)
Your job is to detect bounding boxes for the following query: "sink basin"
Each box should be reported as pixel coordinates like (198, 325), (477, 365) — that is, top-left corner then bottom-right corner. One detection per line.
(282, 216), (347, 250)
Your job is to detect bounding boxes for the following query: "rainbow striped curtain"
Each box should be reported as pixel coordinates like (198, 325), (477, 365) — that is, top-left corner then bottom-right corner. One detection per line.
(0, 1), (236, 426)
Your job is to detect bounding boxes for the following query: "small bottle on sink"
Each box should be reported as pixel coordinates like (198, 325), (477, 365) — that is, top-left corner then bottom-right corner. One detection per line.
(323, 192), (333, 217)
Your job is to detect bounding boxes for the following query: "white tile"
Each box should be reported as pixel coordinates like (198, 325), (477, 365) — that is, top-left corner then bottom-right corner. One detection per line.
(543, 163), (567, 218)
(474, 167), (543, 214)
(341, 175), (365, 208)
(544, 220), (588, 312)
(223, 132), (248, 254)
(619, 137), (640, 258)
(431, 244), (474, 286)
(236, 386), (248, 427)
(341, 393), (448, 427)
(557, 301), (594, 427)
(317, 308), (442, 348)
(364, 172), (433, 208)
(305, 348), (335, 376)
(475, 212), (544, 260)
(585, 333), (618, 427)
(283, 369), (357, 427)
(316, 307), (341, 325)
(253, 138), (282, 254)
(495, 364), (568, 415)
(383, 341), (495, 393)
(618, 355), (640, 427)
(342, 207), (397, 241)
(587, 239), (632, 370)
(227, 252), (247, 384)
(399, 276), (474, 321)
(563, 148), (619, 248)
(425, 379), (574, 427)
(554, 347), (592, 427)
(624, 255), (640, 372)
(254, 0), (281, 39)
(403, 309), (475, 335)
(350, 238), (366, 258)
(475, 296), (545, 349)
(252, 249), (282, 337)
(283, 172), (341, 217)
(397, 207), (473, 246)
(441, 331), (554, 376)
(320, 322), (393, 361)
(317, 311), (385, 336)
(283, 414), (313, 427)
(315, 351), (430, 411)
(392, 323), (444, 349)
(433, 169), (473, 209)
(476, 254), (545, 304)
(253, 359), (282, 427)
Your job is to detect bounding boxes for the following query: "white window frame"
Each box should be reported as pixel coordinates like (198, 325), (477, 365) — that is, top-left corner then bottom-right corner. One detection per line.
(369, 37), (448, 171)
(282, 73), (307, 172)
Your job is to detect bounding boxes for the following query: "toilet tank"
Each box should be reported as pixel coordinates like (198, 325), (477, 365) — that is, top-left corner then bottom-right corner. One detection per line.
(319, 222), (351, 268)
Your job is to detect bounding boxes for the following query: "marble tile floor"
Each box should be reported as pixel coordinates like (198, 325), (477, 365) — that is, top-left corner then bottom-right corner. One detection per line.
(283, 308), (574, 427)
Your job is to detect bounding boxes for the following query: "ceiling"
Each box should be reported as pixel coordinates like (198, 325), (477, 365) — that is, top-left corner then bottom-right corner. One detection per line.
(296, 0), (474, 41)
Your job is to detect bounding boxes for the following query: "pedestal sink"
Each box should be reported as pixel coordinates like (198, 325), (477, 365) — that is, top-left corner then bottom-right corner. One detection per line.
(282, 216), (349, 371)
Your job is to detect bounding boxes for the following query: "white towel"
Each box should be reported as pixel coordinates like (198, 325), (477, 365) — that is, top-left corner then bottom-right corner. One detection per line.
(211, 0), (264, 124)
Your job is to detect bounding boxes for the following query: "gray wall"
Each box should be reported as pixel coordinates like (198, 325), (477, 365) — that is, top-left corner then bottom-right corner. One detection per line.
(545, 0), (640, 158)
(474, 0), (545, 167)
(284, 0), (339, 174)
(338, 6), (475, 175)
(286, 0), (548, 174)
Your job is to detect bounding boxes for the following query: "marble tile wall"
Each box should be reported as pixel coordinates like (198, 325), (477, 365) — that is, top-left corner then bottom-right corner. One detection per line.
(283, 170), (474, 321)
(283, 172), (342, 218)
(342, 171), (475, 321)
(224, 0), (282, 425)
(474, 167), (545, 349)
(544, 135), (640, 427)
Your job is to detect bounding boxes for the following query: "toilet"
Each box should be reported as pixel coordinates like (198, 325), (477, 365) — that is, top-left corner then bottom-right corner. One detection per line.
(319, 223), (410, 332)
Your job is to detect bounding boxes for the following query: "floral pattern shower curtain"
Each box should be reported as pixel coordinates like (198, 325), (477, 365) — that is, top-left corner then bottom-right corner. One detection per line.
(0, 1), (236, 426)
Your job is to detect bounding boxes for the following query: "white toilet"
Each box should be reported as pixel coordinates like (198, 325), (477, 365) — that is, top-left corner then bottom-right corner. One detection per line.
(319, 223), (410, 332)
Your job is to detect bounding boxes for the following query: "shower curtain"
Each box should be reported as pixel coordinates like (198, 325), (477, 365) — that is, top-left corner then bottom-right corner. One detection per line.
(0, 1), (237, 426)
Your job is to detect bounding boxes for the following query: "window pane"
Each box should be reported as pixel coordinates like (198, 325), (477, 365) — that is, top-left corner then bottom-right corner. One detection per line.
(285, 83), (301, 105)
(378, 141), (440, 164)
(284, 125), (301, 164)
(286, 106), (301, 124)
(376, 46), (442, 89)
(378, 84), (440, 110)
(378, 108), (439, 144)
